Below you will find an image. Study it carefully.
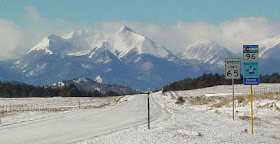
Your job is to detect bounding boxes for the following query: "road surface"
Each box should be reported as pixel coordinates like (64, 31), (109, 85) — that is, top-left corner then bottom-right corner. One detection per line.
(0, 94), (164, 144)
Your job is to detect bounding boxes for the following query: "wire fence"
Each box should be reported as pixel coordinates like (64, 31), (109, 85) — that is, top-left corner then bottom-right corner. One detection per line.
(0, 97), (121, 116)
(253, 87), (280, 94)
(175, 84), (280, 98)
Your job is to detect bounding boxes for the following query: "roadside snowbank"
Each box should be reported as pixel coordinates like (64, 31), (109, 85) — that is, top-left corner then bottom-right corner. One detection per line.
(81, 84), (280, 144)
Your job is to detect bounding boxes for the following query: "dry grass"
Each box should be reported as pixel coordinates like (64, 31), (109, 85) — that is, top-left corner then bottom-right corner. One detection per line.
(272, 135), (280, 140)
(188, 97), (215, 105)
(210, 95), (248, 108)
(239, 115), (261, 121)
(254, 121), (262, 126)
(273, 116), (280, 120)
(234, 93), (279, 103)
(211, 98), (232, 108)
(201, 93), (279, 108)
(254, 93), (280, 100)
(214, 110), (222, 114)
(237, 96), (249, 104)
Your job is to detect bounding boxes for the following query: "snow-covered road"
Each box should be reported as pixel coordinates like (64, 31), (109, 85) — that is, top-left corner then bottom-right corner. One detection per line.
(1, 85), (280, 144)
(83, 91), (280, 144)
(0, 94), (164, 144)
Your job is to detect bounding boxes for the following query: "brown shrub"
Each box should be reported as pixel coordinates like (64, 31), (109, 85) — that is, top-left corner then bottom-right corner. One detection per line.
(272, 135), (280, 140)
(239, 115), (251, 120)
(189, 96), (215, 105)
(255, 93), (280, 100)
(176, 97), (185, 105)
(212, 98), (231, 108)
(239, 115), (261, 121)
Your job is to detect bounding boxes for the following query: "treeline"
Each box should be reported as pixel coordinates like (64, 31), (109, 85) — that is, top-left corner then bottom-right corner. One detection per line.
(0, 82), (120, 98)
(162, 73), (280, 92)
(260, 73), (280, 83)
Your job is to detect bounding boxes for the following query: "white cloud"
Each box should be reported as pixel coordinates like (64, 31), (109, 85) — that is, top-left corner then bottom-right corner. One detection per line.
(0, 6), (79, 59)
(0, 6), (49, 59)
(218, 17), (280, 53)
(0, 19), (22, 59)
(24, 5), (45, 22)
(96, 17), (280, 54)
(1, 6), (280, 60)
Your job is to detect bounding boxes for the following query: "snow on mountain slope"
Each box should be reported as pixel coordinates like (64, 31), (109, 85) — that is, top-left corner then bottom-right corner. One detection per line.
(10, 26), (206, 90)
(27, 37), (52, 54)
(27, 29), (107, 57)
(64, 30), (108, 56)
(259, 43), (280, 74)
(62, 31), (74, 39)
(182, 40), (237, 67)
(258, 36), (280, 74)
(261, 43), (280, 60)
(258, 35), (280, 57)
(27, 34), (85, 56)
(105, 26), (171, 59)
(7, 25), (280, 90)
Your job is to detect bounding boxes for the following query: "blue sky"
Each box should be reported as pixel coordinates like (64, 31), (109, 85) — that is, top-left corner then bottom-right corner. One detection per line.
(1, 0), (280, 59)
(1, 0), (280, 25)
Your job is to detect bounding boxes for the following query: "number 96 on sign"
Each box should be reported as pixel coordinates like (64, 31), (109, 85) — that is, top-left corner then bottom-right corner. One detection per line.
(225, 58), (240, 79)
(243, 53), (258, 61)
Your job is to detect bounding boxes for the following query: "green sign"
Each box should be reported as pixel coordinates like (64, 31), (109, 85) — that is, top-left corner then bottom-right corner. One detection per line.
(244, 61), (259, 77)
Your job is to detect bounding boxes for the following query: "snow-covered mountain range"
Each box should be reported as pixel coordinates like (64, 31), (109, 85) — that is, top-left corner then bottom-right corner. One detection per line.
(258, 36), (280, 74)
(181, 40), (238, 72)
(106, 26), (172, 59)
(0, 26), (280, 90)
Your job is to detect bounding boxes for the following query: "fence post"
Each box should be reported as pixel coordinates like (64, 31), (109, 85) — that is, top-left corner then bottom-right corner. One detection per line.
(79, 100), (81, 109)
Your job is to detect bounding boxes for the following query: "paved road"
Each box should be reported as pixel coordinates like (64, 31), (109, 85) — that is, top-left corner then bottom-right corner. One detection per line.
(0, 94), (163, 144)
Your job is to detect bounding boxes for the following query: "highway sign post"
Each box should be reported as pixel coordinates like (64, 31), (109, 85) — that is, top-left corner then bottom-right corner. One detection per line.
(243, 61), (259, 85)
(243, 45), (259, 135)
(225, 58), (240, 121)
(225, 58), (241, 79)
(147, 90), (150, 130)
(243, 46), (259, 61)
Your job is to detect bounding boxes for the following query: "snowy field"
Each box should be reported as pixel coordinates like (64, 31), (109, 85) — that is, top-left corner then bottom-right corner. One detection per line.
(0, 96), (122, 126)
(174, 83), (280, 97)
(82, 84), (280, 144)
(0, 84), (279, 143)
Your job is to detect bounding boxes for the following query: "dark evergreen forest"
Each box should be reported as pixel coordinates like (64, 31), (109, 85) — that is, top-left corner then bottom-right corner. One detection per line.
(1, 72), (280, 97)
(162, 73), (280, 92)
(0, 82), (119, 98)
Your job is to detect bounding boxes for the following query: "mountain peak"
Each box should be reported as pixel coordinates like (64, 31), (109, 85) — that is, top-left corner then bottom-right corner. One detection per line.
(102, 26), (171, 59)
(182, 40), (236, 67)
(259, 35), (280, 57)
(188, 40), (217, 48)
(27, 33), (87, 56)
(27, 37), (52, 54)
(187, 40), (228, 54)
(62, 32), (74, 39)
(48, 34), (61, 40)
(27, 34), (64, 55)
(118, 26), (134, 33)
